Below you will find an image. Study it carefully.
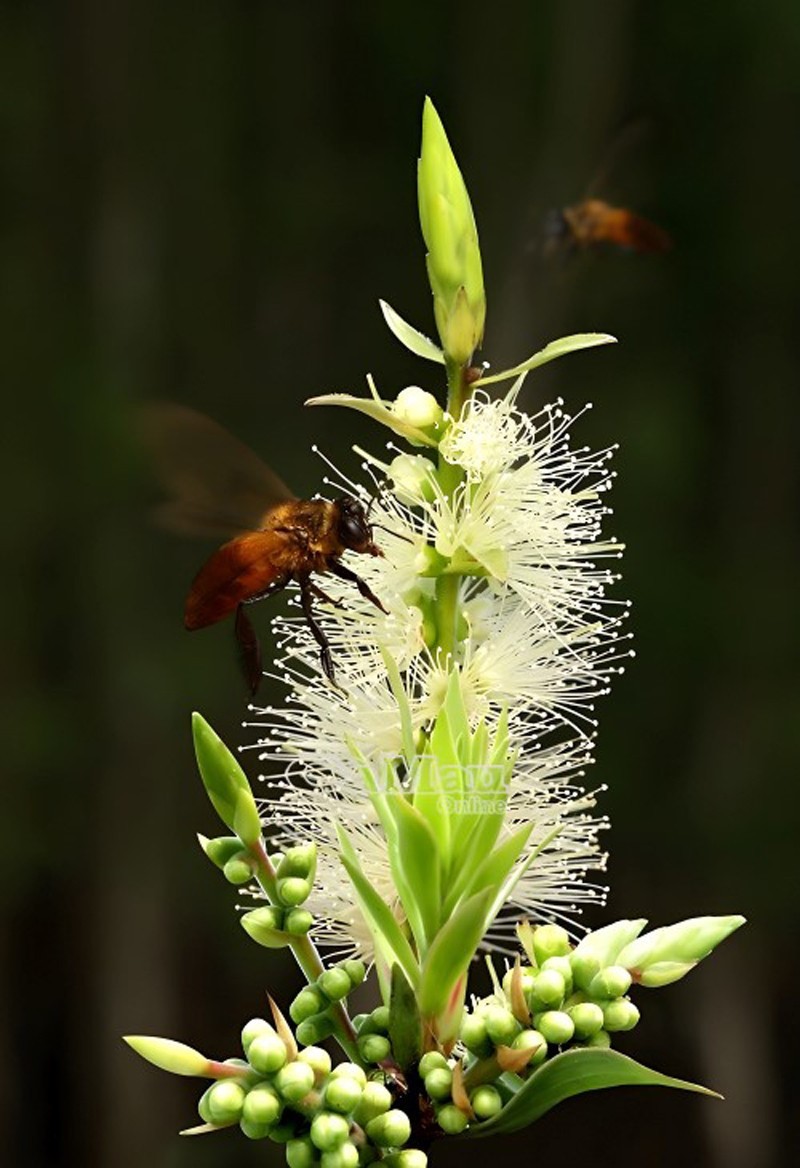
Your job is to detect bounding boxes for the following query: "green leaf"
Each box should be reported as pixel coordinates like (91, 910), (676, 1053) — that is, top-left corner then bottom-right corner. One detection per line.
(446, 823), (533, 915)
(468, 1048), (720, 1137)
(389, 964), (422, 1071)
(192, 713), (261, 845)
(418, 888), (495, 1023)
(472, 334), (617, 388)
(123, 1035), (211, 1077)
(306, 393), (439, 448)
(388, 793), (442, 953)
(337, 828), (420, 991)
(379, 300), (445, 364)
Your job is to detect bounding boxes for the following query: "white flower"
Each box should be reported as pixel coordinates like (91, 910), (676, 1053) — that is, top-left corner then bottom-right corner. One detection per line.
(244, 389), (630, 955)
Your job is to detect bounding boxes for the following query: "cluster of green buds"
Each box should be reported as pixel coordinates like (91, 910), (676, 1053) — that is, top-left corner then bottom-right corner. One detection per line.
(290, 959), (368, 1047)
(125, 1001), (422, 1168)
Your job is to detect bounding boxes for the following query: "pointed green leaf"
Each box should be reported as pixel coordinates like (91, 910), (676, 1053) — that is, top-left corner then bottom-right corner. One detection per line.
(473, 334), (617, 388)
(468, 1048), (720, 1137)
(388, 792), (442, 952)
(192, 713), (261, 845)
(418, 888), (495, 1021)
(124, 1035), (211, 1077)
(379, 300), (445, 363)
(389, 964), (422, 1072)
(446, 823), (533, 914)
(306, 394), (439, 448)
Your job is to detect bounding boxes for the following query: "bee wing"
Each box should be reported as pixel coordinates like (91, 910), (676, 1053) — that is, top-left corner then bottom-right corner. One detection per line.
(141, 402), (297, 538)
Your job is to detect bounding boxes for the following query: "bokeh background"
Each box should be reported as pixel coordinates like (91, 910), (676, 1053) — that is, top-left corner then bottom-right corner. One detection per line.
(2, 1), (799, 1165)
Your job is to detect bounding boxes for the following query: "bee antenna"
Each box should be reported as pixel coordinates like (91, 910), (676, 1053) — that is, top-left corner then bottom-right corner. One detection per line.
(372, 522), (413, 545)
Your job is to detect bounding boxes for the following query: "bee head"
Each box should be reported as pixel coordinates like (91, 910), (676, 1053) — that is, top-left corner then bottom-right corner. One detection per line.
(335, 495), (382, 555)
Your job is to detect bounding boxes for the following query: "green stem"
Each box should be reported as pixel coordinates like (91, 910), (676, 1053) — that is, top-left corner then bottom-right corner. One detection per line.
(433, 359), (473, 664)
(250, 840), (362, 1064)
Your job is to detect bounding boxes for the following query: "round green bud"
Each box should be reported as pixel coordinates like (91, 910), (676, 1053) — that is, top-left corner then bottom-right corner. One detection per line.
(270, 1120), (301, 1144)
(502, 964), (536, 999)
(274, 1061), (316, 1103)
(389, 454), (436, 506)
(381, 1151), (428, 1168)
(424, 1067), (453, 1101)
(344, 959), (366, 987)
(197, 1084), (215, 1124)
(602, 999), (640, 1033)
(359, 1035), (391, 1064)
(285, 908), (314, 936)
(286, 1136), (318, 1168)
(319, 967), (353, 1002)
(324, 1074), (363, 1114)
(248, 1032), (288, 1075)
(583, 1029), (611, 1048)
(330, 1062), (367, 1087)
(535, 1011), (575, 1046)
(322, 1143), (360, 1168)
(353, 1081), (393, 1125)
(277, 877), (312, 907)
(541, 956), (574, 995)
(393, 386), (444, 431)
(470, 1085), (502, 1120)
(365, 1109), (412, 1148)
(459, 1013), (492, 1057)
(570, 952), (602, 992)
(241, 1016), (274, 1054)
(291, 986), (327, 1023)
(207, 1080), (246, 1124)
(242, 1083), (282, 1126)
(436, 1104), (469, 1135)
(511, 1028), (547, 1066)
(298, 1045), (332, 1081)
(277, 843), (317, 880)
(223, 856), (254, 884)
(296, 1011), (336, 1047)
(533, 924), (572, 964)
(200, 834), (243, 869)
(482, 1004), (521, 1047)
(588, 965), (632, 1000)
(568, 1002), (605, 1039)
(418, 1051), (448, 1077)
(240, 1116), (271, 1140)
(310, 1111), (351, 1151)
(368, 1005), (390, 1033)
(531, 969), (566, 1009)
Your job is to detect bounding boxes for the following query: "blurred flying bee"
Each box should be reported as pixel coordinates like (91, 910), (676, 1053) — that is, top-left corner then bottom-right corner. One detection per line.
(544, 197), (672, 255)
(143, 403), (387, 694)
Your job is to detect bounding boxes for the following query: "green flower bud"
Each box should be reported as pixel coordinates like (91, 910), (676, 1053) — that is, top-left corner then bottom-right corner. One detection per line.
(270, 1119), (302, 1144)
(418, 1051), (448, 1077)
(616, 915), (746, 981)
(319, 967), (353, 1002)
(381, 1151), (427, 1168)
(392, 387), (444, 434)
(206, 1080), (246, 1124)
(277, 844), (318, 881)
(277, 877), (312, 907)
(297, 1045), (332, 1081)
(459, 1012), (492, 1057)
(389, 454), (437, 505)
(368, 1005), (390, 1033)
(366, 1108), (412, 1148)
(345, 959), (367, 988)
(435, 1103), (469, 1136)
(532, 924), (572, 964)
(223, 855), (253, 884)
(197, 1084), (215, 1123)
(568, 1002), (605, 1039)
(424, 1066), (453, 1101)
(583, 1029), (611, 1048)
(248, 1032), (289, 1075)
(635, 960), (697, 988)
(311, 1111), (351, 1151)
(324, 1073), (363, 1114)
(197, 834), (243, 869)
(286, 1136), (318, 1168)
(470, 1085), (502, 1120)
(192, 714), (262, 846)
(274, 1061), (316, 1103)
(571, 920), (648, 982)
(541, 956), (574, 995)
(296, 1012), (336, 1047)
(291, 986), (328, 1023)
(242, 1083), (282, 1126)
(322, 1143), (360, 1168)
(240, 906), (288, 949)
(482, 1004), (521, 1047)
(512, 1029), (548, 1066)
(285, 908), (314, 936)
(502, 964), (536, 999)
(330, 1062), (368, 1087)
(353, 1081), (393, 1126)
(359, 1035), (391, 1064)
(588, 965), (632, 1000)
(535, 1011), (575, 1045)
(418, 98), (485, 366)
(123, 1035), (210, 1077)
(530, 968), (566, 1009)
(602, 999), (640, 1033)
(240, 1116), (271, 1140)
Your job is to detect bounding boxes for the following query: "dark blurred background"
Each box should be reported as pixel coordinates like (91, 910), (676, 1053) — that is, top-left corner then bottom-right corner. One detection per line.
(2, 1), (799, 1165)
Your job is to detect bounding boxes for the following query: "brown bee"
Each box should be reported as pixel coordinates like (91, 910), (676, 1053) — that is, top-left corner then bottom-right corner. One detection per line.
(143, 403), (386, 693)
(544, 197), (672, 255)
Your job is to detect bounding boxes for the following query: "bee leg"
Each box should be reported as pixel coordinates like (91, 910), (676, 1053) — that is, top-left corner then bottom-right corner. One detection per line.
(308, 581), (345, 610)
(299, 577), (336, 682)
(235, 604), (262, 696)
(327, 560), (388, 615)
(242, 574), (291, 606)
